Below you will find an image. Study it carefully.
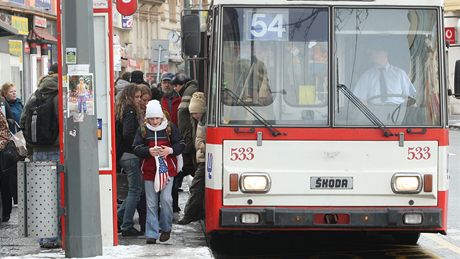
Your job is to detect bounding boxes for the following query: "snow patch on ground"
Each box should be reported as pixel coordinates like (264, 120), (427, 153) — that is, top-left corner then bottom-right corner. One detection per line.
(3, 245), (213, 259)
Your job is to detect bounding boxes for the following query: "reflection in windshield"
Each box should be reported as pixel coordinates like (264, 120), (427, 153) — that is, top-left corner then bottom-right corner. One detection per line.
(334, 8), (440, 126)
(221, 7), (329, 126)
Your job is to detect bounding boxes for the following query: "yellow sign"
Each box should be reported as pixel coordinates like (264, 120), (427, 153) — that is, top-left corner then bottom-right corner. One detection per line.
(9, 40), (23, 64)
(299, 85), (316, 105)
(11, 16), (28, 35)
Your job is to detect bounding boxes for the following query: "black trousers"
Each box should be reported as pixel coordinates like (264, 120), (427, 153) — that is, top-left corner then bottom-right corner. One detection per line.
(137, 192), (146, 233)
(172, 153), (196, 211)
(0, 171), (13, 218)
(182, 163), (205, 221)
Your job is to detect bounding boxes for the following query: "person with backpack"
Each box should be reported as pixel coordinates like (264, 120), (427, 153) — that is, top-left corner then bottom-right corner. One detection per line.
(133, 100), (185, 244)
(115, 84), (144, 236)
(19, 63), (60, 248)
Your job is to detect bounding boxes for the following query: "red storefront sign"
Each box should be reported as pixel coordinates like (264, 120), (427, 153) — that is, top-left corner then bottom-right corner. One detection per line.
(445, 27), (456, 45)
(116, 0), (138, 16)
(150, 64), (169, 74)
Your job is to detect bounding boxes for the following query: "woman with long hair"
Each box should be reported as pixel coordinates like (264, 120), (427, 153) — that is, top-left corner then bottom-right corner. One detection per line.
(138, 84), (152, 123)
(115, 84), (144, 236)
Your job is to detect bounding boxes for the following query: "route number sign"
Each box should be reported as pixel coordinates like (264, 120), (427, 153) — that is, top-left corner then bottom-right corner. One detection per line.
(246, 10), (288, 41)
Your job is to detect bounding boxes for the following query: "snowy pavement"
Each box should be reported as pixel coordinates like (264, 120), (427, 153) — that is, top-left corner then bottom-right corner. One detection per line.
(2, 245), (212, 259)
(0, 175), (213, 258)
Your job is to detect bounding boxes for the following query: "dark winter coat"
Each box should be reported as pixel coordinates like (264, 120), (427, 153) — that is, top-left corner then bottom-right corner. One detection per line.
(133, 120), (185, 180)
(177, 80), (199, 155)
(117, 105), (139, 155)
(7, 98), (23, 124)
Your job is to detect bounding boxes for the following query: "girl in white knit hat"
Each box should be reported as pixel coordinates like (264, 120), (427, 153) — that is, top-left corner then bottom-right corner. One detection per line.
(133, 100), (185, 244)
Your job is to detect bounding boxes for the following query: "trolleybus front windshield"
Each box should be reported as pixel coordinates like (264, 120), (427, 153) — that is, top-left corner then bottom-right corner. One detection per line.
(220, 7), (441, 128)
(334, 8), (441, 127)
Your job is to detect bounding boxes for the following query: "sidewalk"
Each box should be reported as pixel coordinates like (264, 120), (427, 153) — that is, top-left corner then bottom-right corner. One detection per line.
(0, 176), (212, 258)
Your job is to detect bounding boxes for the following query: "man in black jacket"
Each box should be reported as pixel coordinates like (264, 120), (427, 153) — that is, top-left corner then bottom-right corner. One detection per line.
(171, 73), (199, 212)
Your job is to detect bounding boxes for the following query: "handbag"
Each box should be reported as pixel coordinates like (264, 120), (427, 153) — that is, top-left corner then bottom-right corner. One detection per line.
(0, 129), (26, 174)
(10, 122), (27, 157)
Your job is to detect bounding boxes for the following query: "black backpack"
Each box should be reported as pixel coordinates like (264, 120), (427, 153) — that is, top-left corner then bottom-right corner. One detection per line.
(24, 89), (59, 145)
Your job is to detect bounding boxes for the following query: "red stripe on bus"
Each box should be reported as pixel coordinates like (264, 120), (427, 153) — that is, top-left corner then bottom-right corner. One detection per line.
(205, 188), (447, 234)
(206, 127), (449, 146)
(206, 188), (222, 233)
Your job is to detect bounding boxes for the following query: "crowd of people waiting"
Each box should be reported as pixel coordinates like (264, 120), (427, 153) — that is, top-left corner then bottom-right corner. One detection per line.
(115, 70), (207, 244)
(0, 66), (207, 248)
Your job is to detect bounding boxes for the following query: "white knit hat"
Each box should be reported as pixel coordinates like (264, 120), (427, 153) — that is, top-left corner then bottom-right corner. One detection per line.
(145, 100), (164, 118)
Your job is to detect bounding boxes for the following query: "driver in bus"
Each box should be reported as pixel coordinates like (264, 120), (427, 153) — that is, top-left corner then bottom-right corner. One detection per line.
(353, 47), (416, 106)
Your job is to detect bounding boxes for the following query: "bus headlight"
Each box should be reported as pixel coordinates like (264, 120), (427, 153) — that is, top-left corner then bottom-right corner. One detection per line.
(391, 174), (422, 194)
(240, 174), (271, 193)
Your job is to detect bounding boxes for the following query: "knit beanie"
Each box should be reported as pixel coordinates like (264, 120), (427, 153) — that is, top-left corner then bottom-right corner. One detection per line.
(189, 92), (206, 114)
(145, 100), (164, 118)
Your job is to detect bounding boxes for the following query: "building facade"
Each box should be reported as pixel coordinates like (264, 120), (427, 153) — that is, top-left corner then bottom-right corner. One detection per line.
(0, 0), (57, 100)
(113, 0), (181, 85)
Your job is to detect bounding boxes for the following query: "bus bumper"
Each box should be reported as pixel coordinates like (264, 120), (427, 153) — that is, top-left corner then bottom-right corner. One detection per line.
(220, 208), (442, 229)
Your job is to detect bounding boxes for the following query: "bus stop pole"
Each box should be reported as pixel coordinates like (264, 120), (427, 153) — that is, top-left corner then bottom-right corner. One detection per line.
(62, 0), (103, 257)
(184, 0), (190, 75)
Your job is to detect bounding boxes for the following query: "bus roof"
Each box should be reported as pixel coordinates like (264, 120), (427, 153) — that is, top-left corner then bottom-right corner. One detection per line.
(212, 0), (443, 7)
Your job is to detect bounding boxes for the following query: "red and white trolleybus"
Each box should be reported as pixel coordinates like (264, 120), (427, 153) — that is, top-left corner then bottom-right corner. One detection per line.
(182, 0), (450, 244)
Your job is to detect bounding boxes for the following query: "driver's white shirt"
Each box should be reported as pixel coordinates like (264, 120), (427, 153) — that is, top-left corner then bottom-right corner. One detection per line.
(353, 63), (416, 105)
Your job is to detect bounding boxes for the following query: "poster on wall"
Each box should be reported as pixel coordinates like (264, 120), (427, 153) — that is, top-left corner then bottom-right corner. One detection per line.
(35, 0), (51, 10)
(10, 0), (25, 5)
(67, 74), (95, 122)
(65, 48), (77, 64)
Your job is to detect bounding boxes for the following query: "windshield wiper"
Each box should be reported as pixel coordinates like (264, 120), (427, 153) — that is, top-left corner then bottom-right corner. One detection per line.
(222, 87), (282, 137)
(337, 84), (394, 137)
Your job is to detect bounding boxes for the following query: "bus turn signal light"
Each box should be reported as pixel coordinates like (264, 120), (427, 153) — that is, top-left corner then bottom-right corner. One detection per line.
(424, 174), (432, 192)
(230, 174), (239, 192)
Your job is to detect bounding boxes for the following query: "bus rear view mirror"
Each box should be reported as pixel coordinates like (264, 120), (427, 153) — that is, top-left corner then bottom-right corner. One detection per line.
(181, 14), (201, 56)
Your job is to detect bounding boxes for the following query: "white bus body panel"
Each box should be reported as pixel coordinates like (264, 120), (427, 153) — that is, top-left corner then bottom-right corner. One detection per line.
(222, 140), (439, 206)
(206, 143), (224, 190)
(438, 146), (449, 191)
